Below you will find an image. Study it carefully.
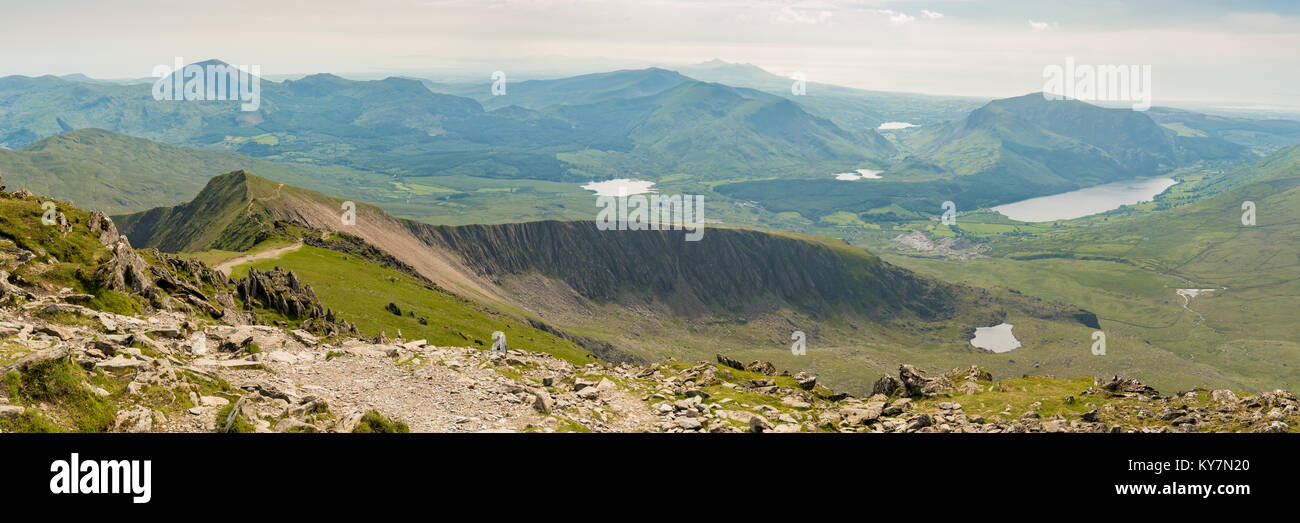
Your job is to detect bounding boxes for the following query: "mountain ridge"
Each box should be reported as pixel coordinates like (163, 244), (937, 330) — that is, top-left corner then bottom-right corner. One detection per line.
(112, 171), (1117, 393)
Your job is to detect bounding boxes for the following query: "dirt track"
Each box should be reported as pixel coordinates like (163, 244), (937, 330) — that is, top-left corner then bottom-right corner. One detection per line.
(214, 241), (304, 276)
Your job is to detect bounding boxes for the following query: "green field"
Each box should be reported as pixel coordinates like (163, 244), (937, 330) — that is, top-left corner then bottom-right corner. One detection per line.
(227, 244), (593, 365)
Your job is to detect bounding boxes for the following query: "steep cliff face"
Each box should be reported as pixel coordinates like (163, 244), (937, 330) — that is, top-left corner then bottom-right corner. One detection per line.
(414, 221), (962, 321)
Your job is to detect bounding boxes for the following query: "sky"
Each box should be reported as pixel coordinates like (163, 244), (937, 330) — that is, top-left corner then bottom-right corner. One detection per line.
(2, 0), (1299, 108)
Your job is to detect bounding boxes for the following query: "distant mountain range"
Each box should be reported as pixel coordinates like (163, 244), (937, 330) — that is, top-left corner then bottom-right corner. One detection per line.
(0, 62), (894, 182)
(891, 93), (1248, 188)
(428, 60), (988, 135)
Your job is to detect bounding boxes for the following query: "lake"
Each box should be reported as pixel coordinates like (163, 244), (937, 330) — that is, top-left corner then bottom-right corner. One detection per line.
(580, 179), (656, 196)
(833, 169), (883, 181)
(970, 323), (1021, 353)
(992, 177), (1177, 222)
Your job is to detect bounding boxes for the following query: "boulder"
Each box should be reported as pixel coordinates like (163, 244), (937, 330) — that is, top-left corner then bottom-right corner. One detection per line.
(899, 364), (955, 398)
(716, 353), (745, 371)
(872, 374), (901, 397)
(1211, 389), (1239, 406)
(905, 413), (933, 432)
(1097, 375), (1160, 397)
(0, 321), (24, 338)
(95, 236), (158, 297)
(94, 356), (148, 370)
(200, 396), (230, 407)
(882, 398), (913, 416)
(240, 380), (294, 401)
(745, 360), (777, 376)
(112, 407), (153, 433)
(334, 411), (365, 433)
(264, 351), (302, 363)
(842, 403), (884, 425)
(503, 384), (554, 414)
(35, 325), (74, 341)
(2, 346), (67, 373)
(748, 414), (775, 433)
(86, 211), (119, 247)
(947, 365), (993, 382)
(794, 372), (817, 390)
(1081, 406), (1101, 422)
(291, 329), (322, 346)
(675, 417), (702, 430)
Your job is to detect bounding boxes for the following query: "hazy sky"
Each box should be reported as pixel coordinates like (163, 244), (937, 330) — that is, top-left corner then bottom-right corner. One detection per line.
(3, 0), (1299, 107)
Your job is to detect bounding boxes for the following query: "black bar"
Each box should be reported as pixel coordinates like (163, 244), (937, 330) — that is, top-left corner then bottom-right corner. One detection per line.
(1, 434), (1288, 510)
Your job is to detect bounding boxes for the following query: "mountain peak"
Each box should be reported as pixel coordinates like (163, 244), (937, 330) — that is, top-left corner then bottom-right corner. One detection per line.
(191, 58), (231, 68)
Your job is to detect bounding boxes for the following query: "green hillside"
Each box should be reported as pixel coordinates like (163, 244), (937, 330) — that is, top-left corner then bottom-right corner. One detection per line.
(883, 144), (1300, 392)
(550, 81), (895, 179)
(672, 59), (988, 132)
(1148, 106), (1300, 153)
(113, 170), (284, 252)
(441, 67), (694, 110)
(231, 243), (595, 365)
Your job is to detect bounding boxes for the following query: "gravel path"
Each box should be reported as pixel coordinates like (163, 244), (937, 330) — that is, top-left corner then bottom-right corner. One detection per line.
(215, 241), (303, 276)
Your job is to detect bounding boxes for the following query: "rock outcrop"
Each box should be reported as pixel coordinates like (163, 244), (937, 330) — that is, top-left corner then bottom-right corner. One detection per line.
(95, 236), (158, 298)
(899, 364), (956, 398)
(236, 266), (357, 336)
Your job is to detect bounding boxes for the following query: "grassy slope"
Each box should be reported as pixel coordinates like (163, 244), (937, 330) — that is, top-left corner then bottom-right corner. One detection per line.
(227, 244), (593, 365)
(0, 192), (141, 314)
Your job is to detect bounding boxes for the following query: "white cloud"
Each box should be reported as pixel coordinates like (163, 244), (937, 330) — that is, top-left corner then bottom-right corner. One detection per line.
(773, 6), (834, 26)
(878, 9), (915, 25)
(921, 10), (944, 20)
(1028, 19), (1055, 31)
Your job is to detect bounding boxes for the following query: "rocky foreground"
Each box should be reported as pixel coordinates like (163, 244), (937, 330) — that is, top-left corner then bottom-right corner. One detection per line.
(3, 293), (1297, 433)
